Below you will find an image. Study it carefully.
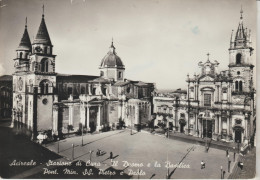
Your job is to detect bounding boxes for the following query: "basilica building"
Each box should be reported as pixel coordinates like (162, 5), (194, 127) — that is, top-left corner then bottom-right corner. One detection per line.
(12, 10), (154, 139)
(153, 9), (256, 146)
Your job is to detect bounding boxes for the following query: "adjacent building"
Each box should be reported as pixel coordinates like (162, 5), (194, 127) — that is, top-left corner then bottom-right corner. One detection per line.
(0, 75), (13, 120)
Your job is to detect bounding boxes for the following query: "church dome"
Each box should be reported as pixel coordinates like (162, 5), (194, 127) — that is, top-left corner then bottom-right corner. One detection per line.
(100, 42), (124, 68)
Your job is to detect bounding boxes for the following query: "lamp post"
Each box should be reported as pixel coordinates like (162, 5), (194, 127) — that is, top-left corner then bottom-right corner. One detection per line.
(81, 123), (84, 146)
(233, 146), (236, 162)
(227, 155), (230, 172)
(72, 143), (74, 160)
(89, 150), (93, 163)
(166, 117), (170, 179)
(57, 138), (60, 153)
(220, 166), (223, 179)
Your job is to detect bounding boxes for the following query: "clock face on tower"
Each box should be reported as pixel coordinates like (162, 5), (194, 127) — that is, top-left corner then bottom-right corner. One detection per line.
(35, 46), (42, 52)
(18, 77), (23, 91)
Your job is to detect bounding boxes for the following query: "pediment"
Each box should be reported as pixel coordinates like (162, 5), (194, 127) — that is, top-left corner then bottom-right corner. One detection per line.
(199, 75), (214, 82)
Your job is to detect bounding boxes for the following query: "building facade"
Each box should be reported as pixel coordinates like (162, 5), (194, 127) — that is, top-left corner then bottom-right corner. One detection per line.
(12, 11), (155, 139)
(153, 10), (255, 147)
(0, 75), (13, 120)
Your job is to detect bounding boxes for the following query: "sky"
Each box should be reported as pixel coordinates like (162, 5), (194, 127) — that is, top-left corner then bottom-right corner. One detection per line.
(0, 0), (257, 90)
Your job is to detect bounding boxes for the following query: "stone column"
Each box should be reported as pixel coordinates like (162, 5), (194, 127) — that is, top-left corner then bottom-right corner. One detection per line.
(88, 84), (92, 95)
(86, 106), (90, 130)
(218, 115), (222, 135)
(245, 116), (248, 139)
(215, 115), (219, 134)
(227, 114), (230, 135)
(69, 105), (73, 125)
(198, 118), (202, 137)
(195, 112), (198, 136)
(229, 115), (232, 136)
(148, 103), (151, 122)
(135, 104), (139, 125)
(96, 105), (101, 131)
(217, 85), (219, 102)
(80, 104), (86, 126)
(52, 105), (59, 135)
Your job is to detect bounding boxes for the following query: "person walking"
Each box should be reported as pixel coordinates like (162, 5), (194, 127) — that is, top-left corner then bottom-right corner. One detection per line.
(110, 151), (113, 160)
(201, 160), (205, 169)
(226, 148), (229, 157)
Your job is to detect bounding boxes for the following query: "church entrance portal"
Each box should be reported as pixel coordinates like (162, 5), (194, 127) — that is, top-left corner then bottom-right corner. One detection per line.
(180, 123), (185, 133)
(88, 106), (98, 133)
(203, 120), (212, 138)
(235, 129), (242, 143)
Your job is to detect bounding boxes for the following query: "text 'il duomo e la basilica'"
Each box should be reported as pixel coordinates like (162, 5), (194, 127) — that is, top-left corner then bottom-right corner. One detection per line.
(10, 7), (255, 148)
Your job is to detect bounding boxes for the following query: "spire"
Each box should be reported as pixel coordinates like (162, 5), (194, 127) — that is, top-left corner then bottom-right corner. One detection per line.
(17, 17), (31, 51)
(33, 6), (52, 45)
(234, 6), (246, 48)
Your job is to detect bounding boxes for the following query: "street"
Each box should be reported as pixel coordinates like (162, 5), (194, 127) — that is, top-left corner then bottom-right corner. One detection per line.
(0, 120), (239, 179)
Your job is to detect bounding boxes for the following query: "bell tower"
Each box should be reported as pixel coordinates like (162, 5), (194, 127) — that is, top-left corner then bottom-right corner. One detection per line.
(12, 18), (32, 129)
(228, 7), (254, 93)
(12, 6), (57, 139)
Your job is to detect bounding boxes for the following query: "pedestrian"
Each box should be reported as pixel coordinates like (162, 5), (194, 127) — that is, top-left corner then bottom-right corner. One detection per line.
(201, 160), (205, 169)
(96, 149), (100, 156)
(110, 151), (113, 159)
(226, 148), (229, 157)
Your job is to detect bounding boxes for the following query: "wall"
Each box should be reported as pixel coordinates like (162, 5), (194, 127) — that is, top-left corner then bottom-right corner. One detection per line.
(37, 95), (53, 131)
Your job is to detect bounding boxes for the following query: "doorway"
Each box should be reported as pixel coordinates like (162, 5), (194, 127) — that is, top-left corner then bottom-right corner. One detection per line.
(235, 129), (242, 143)
(203, 120), (212, 138)
(180, 123), (185, 133)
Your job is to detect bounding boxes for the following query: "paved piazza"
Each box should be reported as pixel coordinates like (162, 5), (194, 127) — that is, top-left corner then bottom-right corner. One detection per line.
(46, 130), (235, 179)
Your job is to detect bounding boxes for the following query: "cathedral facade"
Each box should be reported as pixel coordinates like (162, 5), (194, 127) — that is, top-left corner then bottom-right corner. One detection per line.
(153, 10), (256, 147)
(12, 11), (154, 139)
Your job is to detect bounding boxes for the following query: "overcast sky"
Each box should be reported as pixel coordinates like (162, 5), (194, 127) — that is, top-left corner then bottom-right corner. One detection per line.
(0, 0), (257, 90)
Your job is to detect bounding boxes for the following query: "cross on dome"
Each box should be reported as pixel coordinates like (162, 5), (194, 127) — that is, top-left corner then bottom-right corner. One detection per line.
(240, 5), (243, 19)
(207, 52), (210, 62)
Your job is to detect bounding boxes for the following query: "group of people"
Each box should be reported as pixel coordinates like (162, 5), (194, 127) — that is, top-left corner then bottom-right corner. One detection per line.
(95, 149), (114, 160)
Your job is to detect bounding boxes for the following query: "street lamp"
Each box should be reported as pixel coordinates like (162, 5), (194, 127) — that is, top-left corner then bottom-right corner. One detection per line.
(81, 123), (84, 146)
(57, 138), (60, 153)
(166, 117), (170, 179)
(89, 150), (93, 163)
(233, 147), (236, 162)
(227, 155), (231, 173)
(72, 143), (74, 160)
(220, 166), (223, 179)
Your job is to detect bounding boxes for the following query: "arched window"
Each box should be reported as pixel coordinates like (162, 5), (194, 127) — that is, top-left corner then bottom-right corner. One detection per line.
(119, 72), (122, 78)
(235, 81), (238, 91)
(39, 80), (52, 94)
(236, 54), (242, 64)
(222, 89), (227, 100)
(20, 52), (23, 59)
(100, 71), (104, 77)
(239, 81), (243, 92)
(41, 59), (49, 72)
